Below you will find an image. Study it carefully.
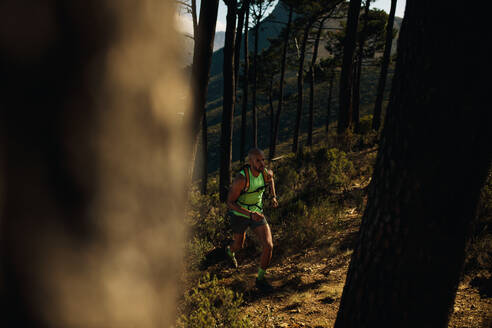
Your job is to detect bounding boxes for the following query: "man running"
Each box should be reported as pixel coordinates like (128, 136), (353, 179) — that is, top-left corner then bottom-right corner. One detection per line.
(225, 148), (278, 292)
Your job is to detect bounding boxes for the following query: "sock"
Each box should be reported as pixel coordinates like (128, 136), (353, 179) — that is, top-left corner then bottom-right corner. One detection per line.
(226, 246), (235, 258)
(257, 268), (266, 280)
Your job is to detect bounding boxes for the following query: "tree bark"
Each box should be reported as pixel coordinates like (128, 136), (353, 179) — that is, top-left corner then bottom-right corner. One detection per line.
(326, 68), (335, 133)
(234, 1), (247, 94)
(191, 0), (198, 37)
(334, 1), (491, 326)
(372, 0), (396, 131)
(252, 16), (261, 148)
(352, 0), (371, 134)
(219, 1), (237, 202)
(269, 3), (293, 160)
(352, 58), (361, 133)
(240, 4), (250, 163)
(201, 109), (208, 194)
(268, 77), (275, 150)
(189, 0), (220, 182)
(307, 18), (327, 147)
(292, 20), (314, 154)
(337, 0), (362, 135)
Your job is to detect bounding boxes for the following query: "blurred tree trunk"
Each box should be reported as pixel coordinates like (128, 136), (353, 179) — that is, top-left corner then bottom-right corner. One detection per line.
(337, 0), (362, 135)
(219, 0), (237, 202)
(307, 18), (327, 147)
(270, 3), (293, 160)
(334, 1), (491, 326)
(0, 1), (190, 327)
(190, 0), (220, 182)
(240, 4), (250, 163)
(292, 20), (314, 154)
(352, 0), (371, 134)
(372, 0), (396, 131)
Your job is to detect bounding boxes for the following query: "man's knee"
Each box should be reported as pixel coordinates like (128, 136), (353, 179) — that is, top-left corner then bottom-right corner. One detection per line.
(264, 240), (273, 252)
(233, 234), (245, 249)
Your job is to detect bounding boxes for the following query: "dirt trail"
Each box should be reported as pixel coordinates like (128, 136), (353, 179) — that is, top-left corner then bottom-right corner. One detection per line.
(213, 213), (491, 328)
(193, 147), (491, 327)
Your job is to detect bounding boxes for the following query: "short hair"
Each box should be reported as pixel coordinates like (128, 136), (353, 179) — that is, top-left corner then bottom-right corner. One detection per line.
(248, 148), (264, 159)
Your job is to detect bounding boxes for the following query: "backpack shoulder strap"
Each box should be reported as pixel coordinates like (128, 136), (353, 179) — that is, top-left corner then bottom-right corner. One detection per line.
(242, 165), (250, 193)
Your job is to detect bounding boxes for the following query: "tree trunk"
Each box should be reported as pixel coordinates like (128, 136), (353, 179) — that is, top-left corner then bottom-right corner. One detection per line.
(252, 19), (260, 148)
(240, 5), (250, 163)
(191, 0), (198, 37)
(372, 0), (396, 131)
(352, 57), (361, 133)
(219, 1), (237, 202)
(201, 109), (208, 194)
(352, 0), (371, 134)
(234, 1), (247, 94)
(337, 0), (362, 135)
(326, 69), (335, 133)
(292, 21), (314, 154)
(270, 4), (293, 160)
(0, 1), (189, 326)
(334, 1), (491, 326)
(268, 78), (275, 151)
(189, 0), (220, 182)
(307, 18), (326, 147)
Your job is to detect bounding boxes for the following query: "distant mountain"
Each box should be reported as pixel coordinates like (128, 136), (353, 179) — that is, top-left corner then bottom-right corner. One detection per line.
(214, 31), (225, 51)
(179, 30), (225, 67)
(208, 2), (402, 94)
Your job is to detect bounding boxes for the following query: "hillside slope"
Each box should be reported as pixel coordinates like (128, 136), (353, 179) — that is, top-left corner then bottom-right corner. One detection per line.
(196, 2), (402, 175)
(181, 134), (492, 328)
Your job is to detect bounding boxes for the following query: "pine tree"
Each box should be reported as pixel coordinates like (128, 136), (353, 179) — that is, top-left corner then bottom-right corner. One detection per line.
(219, 0), (238, 202)
(334, 1), (491, 326)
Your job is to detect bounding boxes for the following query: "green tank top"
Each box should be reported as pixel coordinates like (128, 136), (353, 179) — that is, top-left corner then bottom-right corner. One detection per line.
(231, 166), (266, 218)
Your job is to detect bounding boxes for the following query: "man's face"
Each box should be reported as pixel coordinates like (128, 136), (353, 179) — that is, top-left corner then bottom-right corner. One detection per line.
(250, 152), (265, 172)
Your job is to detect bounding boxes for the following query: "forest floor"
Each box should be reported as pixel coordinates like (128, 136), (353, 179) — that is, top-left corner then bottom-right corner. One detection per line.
(181, 136), (492, 328)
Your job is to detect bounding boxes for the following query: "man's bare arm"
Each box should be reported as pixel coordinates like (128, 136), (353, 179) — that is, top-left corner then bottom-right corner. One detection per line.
(267, 169), (278, 208)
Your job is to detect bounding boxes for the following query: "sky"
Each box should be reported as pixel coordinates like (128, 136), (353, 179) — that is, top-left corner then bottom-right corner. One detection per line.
(176, 0), (406, 35)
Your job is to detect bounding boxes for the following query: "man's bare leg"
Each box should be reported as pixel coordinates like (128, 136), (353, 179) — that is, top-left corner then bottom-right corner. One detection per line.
(253, 224), (273, 291)
(230, 232), (246, 253)
(253, 224), (273, 270)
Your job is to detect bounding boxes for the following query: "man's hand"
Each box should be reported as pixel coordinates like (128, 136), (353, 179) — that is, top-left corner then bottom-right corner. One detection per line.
(251, 212), (265, 221)
(272, 197), (278, 208)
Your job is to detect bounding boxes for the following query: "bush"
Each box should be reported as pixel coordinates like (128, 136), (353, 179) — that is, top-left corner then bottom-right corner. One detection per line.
(187, 188), (228, 245)
(177, 274), (253, 328)
(358, 114), (373, 135)
(186, 237), (214, 270)
(316, 148), (355, 191)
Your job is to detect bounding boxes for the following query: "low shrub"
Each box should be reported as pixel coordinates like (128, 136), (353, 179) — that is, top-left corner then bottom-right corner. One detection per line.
(316, 148), (355, 191)
(177, 274), (253, 328)
(358, 114), (373, 135)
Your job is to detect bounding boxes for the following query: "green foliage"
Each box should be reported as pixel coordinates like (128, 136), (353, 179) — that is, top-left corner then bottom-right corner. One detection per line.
(315, 148), (355, 191)
(187, 187), (228, 244)
(185, 187), (229, 269)
(186, 237), (214, 270)
(177, 274), (253, 328)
